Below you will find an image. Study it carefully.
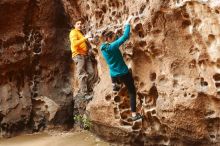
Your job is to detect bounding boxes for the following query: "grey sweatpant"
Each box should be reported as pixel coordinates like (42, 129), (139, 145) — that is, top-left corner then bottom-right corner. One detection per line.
(73, 55), (95, 95)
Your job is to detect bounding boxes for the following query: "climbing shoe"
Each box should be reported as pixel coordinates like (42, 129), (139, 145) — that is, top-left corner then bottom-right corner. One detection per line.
(131, 113), (143, 121)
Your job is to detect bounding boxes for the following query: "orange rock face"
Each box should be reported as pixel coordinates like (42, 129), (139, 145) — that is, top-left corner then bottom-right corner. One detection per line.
(1, 0), (220, 145)
(62, 0), (220, 145)
(0, 0), (73, 137)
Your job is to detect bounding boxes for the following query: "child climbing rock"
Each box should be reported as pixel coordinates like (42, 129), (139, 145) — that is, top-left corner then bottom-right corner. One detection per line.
(69, 18), (95, 100)
(100, 16), (143, 121)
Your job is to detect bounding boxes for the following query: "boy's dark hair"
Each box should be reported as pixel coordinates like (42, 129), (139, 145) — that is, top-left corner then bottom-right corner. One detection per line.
(74, 18), (83, 25)
(102, 31), (114, 41)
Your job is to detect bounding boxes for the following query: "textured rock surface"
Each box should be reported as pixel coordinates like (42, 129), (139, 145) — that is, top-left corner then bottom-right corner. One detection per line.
(0, 0), (73, 137)
(31, 96), (59, 131)
(63, 0), (220, 145)
(1, 0), (220, 145)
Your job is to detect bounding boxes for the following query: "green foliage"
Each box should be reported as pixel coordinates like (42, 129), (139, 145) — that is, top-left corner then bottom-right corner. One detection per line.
(73, 114), (92, 130)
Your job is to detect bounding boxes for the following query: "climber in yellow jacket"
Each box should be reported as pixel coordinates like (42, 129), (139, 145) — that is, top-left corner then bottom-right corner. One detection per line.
(69, 19), (94, 100)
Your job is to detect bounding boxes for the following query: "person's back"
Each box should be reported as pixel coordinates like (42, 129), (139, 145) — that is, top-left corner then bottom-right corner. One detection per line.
(100, 24), (130, 77)
(100, 16), (143, 121)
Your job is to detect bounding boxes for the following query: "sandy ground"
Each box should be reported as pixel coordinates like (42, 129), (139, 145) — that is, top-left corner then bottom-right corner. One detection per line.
(0, 130), (109, 146)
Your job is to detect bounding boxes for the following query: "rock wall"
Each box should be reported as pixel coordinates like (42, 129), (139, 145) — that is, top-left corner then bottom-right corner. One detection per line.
(62, 0), (220, 145)
(0, 0), (73, 137)
(1, 0), (220, 145)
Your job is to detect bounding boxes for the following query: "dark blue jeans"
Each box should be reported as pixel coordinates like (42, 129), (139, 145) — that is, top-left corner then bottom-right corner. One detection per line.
(111, 72), (136, 112)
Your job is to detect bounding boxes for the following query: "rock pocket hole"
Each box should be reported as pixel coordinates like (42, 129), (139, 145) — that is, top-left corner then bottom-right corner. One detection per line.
(210, 134), (216, 139)
(182, 12), (190, 19)
(182, 20), (191, 28)
(200, 78), (208, 86)
(86, 4), (90, 10)
(139, 40), (147, 47)
(147, 85), (158, 105)
(191, 94), (196, 98)
(33, 92), (38, 98)
(114, 2), (120, 8)
(121, 114), (127, 120)
(101, 5), (107, 13)
(215, 82), (220, 88)
(134, 17), (140, 23)
(134, 23), (145, 38)
(189, 59), (196, 68)
(140, 82), (145, 88)
(208, 34), (215, 43)
(134, 76), (140, 81)
(173, 79), (178, 87)
(116, 12), (121, 18)
(151, 109), (156, 115)
(138, 31), (145, 38)
(33, 47), (42, 54)
(105, 94), (111, 101)
(95, 9), (103, 18)
(205, 110), (215, 117)
(112, 11), (116, 16)
(114, 96), (121, 103)
(120, 111), (130, 120)
(119, 102), (130, 110)
(213, 73), (220, 81)
(139, 4), (146, 14)
(150, 72), (156, 81)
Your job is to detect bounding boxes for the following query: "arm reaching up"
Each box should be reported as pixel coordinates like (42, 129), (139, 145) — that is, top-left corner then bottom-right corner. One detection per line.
(111, 24), (130, 47)
(125, 15), (134, 25)
(110, 16), (133, 49)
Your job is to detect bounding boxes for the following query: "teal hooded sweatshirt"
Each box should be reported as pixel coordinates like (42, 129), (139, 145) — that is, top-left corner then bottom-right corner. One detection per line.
(100, 24), (130, 77)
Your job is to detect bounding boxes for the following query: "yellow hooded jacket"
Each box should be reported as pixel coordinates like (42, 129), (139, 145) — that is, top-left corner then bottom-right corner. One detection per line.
(69, 29), (88, 57)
